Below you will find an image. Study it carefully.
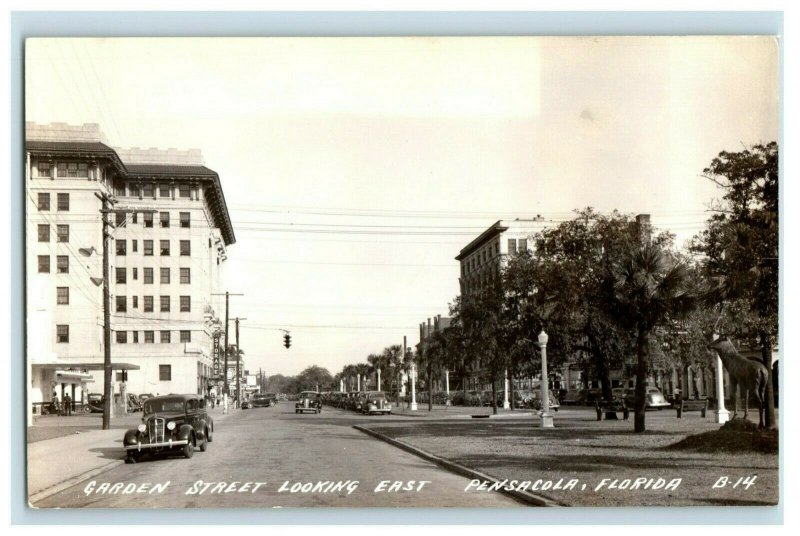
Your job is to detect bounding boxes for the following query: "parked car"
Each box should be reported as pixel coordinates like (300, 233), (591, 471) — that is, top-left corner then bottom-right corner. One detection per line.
(138, 393), (154, 404)
(241, 398), (253, 409)
(85, 392), (104, 413)
(124, 393), (142, 412)
(360, 391), (392, 415)
(295, 391), (322, 414)
(619, 387), (671, 409)
(528, 389), (560, 411)
(352, 391), (368, 413)
(122, 394), (213, 463)
(251, 393), (276, 408)
(560, 389), (587, 406)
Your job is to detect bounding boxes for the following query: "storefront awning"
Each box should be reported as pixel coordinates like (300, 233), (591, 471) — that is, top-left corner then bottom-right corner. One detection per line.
(55, 370), (94, 381)
(32, 362), (141, 371)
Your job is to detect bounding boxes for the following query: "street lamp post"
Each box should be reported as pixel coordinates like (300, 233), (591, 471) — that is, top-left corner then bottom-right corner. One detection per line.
(712, 333), (730, 424)
(538, 329), (554, 428)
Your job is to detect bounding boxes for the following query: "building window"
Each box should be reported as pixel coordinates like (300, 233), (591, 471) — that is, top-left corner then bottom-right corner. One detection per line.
(518, 238), (528, 253)
(132, 331), (139, 343)
(144, 267), (153, 284)
(37, 162), (51, 177)
(160, 240), (170, 256)
(159, 364), (171, 380)
(143, 212), (154, 228)
(143, 296), (153, 312)
(180, 295), (191, 312)
(180, 240), (190, 256)
(116, 331), (127, 344)
(129, 183), (141, 197)
(508, 238), (517, 255)
(179, 184), (191, 198)
(132, 295), (138, 309)
(160, 295), (170, 312)
(144, 240), (153, 256)
(38, 224), (49, 242)
(114, 182), (126, 197)
(160, 267), (170, 284)
(180, 212), (190, 228)
(144, 330), (154, 343)
(180, 330), (191, 343)
(160, 331), (171, 344)
(115, 267), (126, 284)
(57, 225), (69, 243)
(57, 162), (88, 178)
(160, 212), (170, 228)
(116, 240), (126, 256)
(132, 213), (138, 224)
(116, 295), (127, 312)
(56, 324), (69, 343)
(57, 193), (70, 211)
(37, 193), (50, 210)
(143, 183), (155, 198)
(56, 287), (69, 305)
(115, 211), (126, 227)
(57, 255), (68, 273)
(132, 240), (138, 253)
(180, 268), (190, 284)
(38, 255), (50, 273)
(159, 184), (171, 198)
(132, 267), (138, 280)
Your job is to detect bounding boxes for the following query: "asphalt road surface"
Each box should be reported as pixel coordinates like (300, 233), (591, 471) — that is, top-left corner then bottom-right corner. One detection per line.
(34, 402), (520, 508)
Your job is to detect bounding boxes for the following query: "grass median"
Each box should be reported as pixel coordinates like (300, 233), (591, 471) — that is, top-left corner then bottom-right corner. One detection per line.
(362, 407), (778, 507)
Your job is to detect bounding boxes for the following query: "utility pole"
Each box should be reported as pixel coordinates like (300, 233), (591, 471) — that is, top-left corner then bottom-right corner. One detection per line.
(211, 292), (243, 397)
(100, 193), (112, 430)
(235, 317), (247, 407)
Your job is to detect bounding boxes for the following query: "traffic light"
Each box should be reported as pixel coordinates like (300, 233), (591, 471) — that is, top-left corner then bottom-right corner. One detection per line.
(283, 333), (291, 349)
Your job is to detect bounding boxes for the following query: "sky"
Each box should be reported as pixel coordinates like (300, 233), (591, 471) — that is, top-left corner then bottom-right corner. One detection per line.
(25, 36), (780, 376)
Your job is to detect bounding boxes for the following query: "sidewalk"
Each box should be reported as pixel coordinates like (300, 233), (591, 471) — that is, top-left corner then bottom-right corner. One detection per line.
(391, 403), (533, 419)
(28, 405), (236, 504)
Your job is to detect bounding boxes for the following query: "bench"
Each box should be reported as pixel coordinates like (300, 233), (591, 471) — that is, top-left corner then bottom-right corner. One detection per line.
(676, 398), (708, 418)
(596, 400), (629, 421)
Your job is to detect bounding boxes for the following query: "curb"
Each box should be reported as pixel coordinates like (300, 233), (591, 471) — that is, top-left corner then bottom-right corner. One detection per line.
(353, 425), (564, 507)
(29, 457), (124, 506)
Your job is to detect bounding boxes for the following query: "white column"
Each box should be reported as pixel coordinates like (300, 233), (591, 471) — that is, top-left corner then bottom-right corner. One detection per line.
(340, 379), (344, 392)
(410, 363), (418, 411)
(377, 368), (381, 391)
(357, 374), (361, 391)
(503, 369), (510, 409)
(539, 331), (554, 428)
(713, 333), (730, 424)
(445, 370), (450, 397)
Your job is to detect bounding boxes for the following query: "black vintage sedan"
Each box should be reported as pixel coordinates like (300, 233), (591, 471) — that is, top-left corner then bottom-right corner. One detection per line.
(295, 391), (321, 414)
(251, 392), (277, 408)
(122, 394), (213, 463)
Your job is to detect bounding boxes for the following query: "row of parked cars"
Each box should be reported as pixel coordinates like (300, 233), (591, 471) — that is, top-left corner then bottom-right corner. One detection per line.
(321, 390), (393, 415)
(560, 387), (672, 408)
(449, 389), (561, 411)
(82, 392), (153, 413)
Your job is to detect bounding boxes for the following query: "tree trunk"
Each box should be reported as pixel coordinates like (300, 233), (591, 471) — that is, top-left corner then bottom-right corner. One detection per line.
(634, 327), (649, 433)
(760, 331), (776, 429)
(491, 374), (498, 415)
(509, 369), (515, 411)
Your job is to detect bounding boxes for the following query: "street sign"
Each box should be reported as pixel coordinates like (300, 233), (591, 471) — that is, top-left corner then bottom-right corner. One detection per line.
(213, 333), (221, 375)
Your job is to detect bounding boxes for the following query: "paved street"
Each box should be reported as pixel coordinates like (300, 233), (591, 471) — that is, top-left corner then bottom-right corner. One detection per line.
(32, 402), (521, 508)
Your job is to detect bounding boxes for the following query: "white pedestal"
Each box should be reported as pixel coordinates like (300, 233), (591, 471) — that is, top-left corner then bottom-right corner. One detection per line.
(223, 393), (229, 414)
(540, 412), (554, 428)
(714, 409), (730, 424)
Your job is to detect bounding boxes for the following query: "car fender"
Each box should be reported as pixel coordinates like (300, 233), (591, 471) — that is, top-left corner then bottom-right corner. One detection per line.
(123, 429), (140, 446)
(177, 424), (194, 443)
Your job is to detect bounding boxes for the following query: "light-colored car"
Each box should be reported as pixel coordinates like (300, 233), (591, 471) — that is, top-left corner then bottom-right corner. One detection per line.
(361, 391), (392, 415)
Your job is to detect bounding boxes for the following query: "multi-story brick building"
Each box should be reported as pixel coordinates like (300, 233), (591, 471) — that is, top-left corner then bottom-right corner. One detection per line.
(26, 123), (235, 422)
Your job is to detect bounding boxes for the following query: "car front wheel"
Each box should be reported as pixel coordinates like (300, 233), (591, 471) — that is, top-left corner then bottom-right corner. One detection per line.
(183, 436), (194, 459)
(200, 428), (208, 452)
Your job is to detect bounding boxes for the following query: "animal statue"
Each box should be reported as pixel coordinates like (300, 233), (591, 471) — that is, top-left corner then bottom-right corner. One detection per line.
(707, 336), (769, 428)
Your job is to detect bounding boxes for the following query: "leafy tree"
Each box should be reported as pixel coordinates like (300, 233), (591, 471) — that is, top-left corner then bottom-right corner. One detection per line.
(367, 353), (383, 390)
(295, 365), (333, 392)
(603, 244), (696, 432)
(382, 344), (403, 402)
(417, 328), (448, 411)
(691, 142), (778, 428)
(354, 363), (370, 391)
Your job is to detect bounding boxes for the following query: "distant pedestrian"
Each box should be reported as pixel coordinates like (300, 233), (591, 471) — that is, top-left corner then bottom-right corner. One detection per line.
(63, 392), (72, 416)
(51, 392), (59, 416)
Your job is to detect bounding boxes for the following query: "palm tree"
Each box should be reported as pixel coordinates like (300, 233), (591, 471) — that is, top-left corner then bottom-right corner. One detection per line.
(382, 345), (403, 402)
(354, 363), (370, 391)
(341, 364), (356, 391)
(418, 329), (447, 411)
(605, 244), (696, 432)
(367, 353), (382, 390)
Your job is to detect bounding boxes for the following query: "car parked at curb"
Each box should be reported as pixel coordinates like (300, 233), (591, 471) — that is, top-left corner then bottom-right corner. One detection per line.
(360, 391), (392, 415)
(251, 393), (276, 408)
(295, 391), (322, 414)
(122, 394), (213, 463)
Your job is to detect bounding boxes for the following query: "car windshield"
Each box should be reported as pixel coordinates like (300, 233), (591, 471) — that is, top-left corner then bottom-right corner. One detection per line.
(302, 392), (319, 399)
(144, 398), (185, 414)
(369, 392), (386, 400)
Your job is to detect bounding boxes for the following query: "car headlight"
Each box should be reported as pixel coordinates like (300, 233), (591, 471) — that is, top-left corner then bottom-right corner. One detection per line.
(167, 421), (176, 431)
(137, 424), (146, 433)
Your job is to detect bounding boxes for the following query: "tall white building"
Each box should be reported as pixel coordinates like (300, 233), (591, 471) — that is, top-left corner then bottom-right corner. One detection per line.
(26, 123), (235, 421)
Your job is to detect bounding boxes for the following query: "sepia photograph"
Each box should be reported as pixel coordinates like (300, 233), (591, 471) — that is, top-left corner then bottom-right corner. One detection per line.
(22, 35), (780, 511)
